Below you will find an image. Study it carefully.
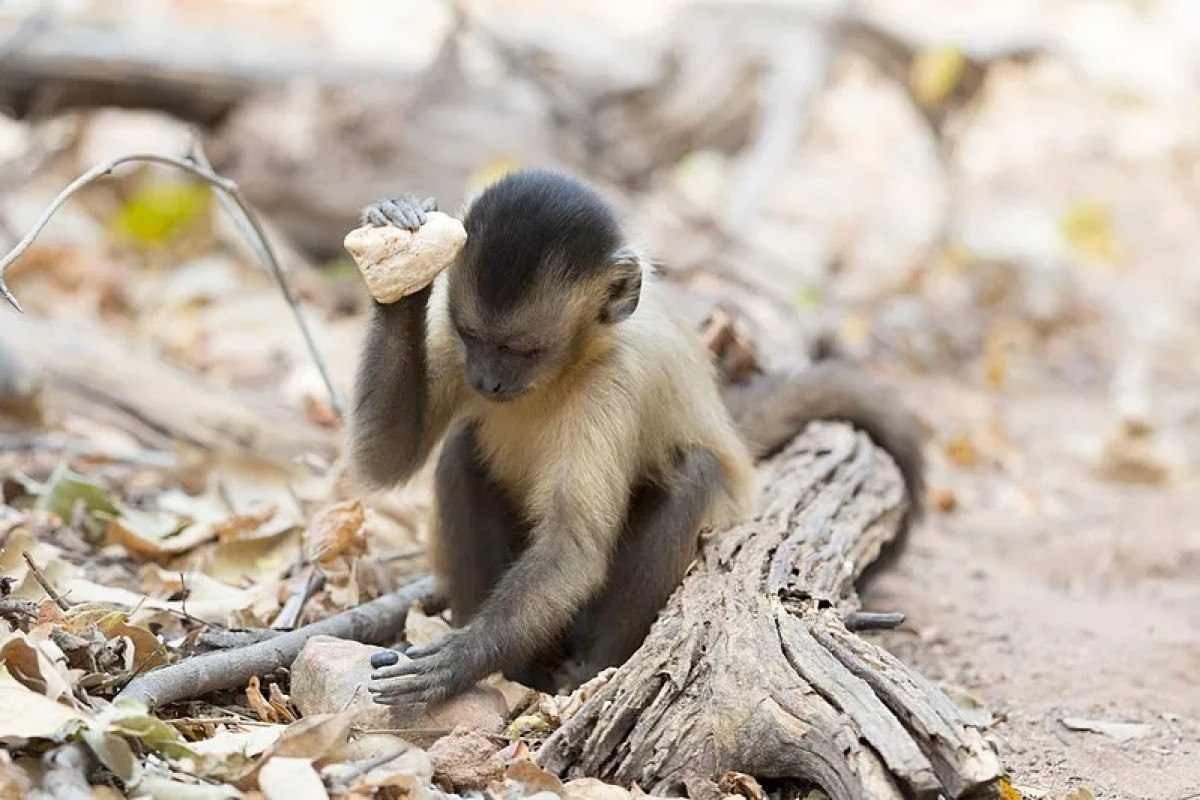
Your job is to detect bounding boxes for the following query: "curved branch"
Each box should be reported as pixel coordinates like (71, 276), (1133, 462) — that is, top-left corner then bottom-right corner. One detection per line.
(116, 576), (435, 711)
(0, 151), (343, 416)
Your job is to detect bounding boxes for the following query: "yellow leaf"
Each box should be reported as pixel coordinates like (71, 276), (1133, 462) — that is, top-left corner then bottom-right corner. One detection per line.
(911, 45), (966, 108)
(943, 434), (980, 468)
(113, 181), (211, 247)
(1061, 202), (1122, 264)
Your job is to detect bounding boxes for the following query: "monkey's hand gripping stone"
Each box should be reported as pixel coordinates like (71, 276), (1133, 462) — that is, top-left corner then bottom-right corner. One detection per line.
(344, 212), (467, 303)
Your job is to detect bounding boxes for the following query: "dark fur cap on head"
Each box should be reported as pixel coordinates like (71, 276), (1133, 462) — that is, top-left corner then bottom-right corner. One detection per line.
(462, 169), (623, 310)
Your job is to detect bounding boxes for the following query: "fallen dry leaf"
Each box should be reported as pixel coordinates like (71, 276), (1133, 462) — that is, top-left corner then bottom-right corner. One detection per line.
(246, 676), (297, 724)
(107, 513), (215, 559)
(189, 725), (285, 759)
(81, 726), (142, 785)
(0, 665), (87, 739)
(0, 751), (33, 799)
(507, 758), (565, 795)
(0, 630), (74, 701)
(306, 500), (366, 566)
(213, 504), (280, 542)
(95, 612), (169, 673)
(258, 756), (328, 800)
(240, 710), (354, 789)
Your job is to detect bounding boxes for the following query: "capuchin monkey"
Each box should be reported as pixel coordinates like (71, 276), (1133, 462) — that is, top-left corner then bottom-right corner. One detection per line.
(350, 170), (923, 705)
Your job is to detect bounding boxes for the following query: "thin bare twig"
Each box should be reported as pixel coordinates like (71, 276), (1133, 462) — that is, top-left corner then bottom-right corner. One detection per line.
(0, 150), (344, 416)
(0, 433), (177, 468)
(329, 745), (414, 788)
(185, 139), (343, 417)
(21, 552), (70, 610)
(844, 610), (906, 632)
(116, 575), (435, 710)
(165, 716), (276, 728)
(270, 567), (326, 630)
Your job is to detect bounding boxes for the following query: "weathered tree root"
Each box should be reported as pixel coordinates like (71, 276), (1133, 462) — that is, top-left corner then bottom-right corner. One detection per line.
(538, 423), (1005, 799)
(116, 576), (435, 711)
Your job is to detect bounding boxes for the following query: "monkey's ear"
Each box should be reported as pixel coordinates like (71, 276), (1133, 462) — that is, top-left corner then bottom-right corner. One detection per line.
(599, 248), (643, 325)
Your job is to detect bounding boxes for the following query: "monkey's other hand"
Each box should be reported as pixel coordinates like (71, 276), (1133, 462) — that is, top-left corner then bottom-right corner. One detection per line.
(361, 195), (438, 231)
(367, 630), (492, 705)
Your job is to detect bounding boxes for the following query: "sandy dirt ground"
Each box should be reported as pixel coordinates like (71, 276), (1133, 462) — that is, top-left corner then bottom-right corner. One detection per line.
(865, 376), (1200, 800)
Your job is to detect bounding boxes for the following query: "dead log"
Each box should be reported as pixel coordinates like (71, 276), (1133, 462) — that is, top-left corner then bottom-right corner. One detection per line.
(538, 422), (1004, 799)
(0, 312), (335, 465)
(0, 20), (414, 125)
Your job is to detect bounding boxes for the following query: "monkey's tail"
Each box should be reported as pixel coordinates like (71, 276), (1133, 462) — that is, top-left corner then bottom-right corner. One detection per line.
(721, 361), (926, 519)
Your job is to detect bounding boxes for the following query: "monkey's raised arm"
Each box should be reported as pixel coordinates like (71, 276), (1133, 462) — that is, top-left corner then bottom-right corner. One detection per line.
(348, 197), (465, 489)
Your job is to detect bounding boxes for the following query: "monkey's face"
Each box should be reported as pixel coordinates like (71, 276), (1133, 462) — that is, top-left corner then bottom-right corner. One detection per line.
(449, 281), (579, 403)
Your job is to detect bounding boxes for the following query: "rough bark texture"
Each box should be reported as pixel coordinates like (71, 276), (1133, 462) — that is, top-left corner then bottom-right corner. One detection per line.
(538, 423), (1004, 800)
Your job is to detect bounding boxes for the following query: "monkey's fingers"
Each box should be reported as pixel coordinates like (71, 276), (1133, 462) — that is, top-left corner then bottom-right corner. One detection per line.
(419, 196), (438, 212)
(362, 206), (389, 227)
(369, 672), (451, 705)
(379, 199), (423, 231)
(402, 638), (449, 659)
(371, 654), (439, 680)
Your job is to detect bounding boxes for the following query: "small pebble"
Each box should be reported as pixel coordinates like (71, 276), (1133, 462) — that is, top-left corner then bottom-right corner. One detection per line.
(370, 650), (401, 668)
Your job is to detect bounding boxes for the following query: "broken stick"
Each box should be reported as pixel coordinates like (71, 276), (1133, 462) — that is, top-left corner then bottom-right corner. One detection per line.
(116, 576), (435, 711)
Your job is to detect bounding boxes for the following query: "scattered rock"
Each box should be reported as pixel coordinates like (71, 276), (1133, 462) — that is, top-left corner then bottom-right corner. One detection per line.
(1058, 789), (1096, 800)
(1094, 422), (1172, 485)
(343, 212), (467, 304)
(289, 636), (508, 747)
(507, 758), (565, 796)
(1059, 717), (1153, 742)
(564, 777), (633, 800)
(428, 727), (505, 792)
(930, 486), (958, 513)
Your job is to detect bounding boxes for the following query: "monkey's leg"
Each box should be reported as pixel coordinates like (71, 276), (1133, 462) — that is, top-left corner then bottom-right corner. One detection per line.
(570, 447), (724, 680)
(432, 421), (526, 625)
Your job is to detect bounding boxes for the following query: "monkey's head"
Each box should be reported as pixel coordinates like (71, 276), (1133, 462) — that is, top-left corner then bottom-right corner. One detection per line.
(449, 170), (642, 403)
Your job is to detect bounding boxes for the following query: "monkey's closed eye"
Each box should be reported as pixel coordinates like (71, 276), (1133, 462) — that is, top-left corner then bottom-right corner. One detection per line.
(501, 344), (542, 359)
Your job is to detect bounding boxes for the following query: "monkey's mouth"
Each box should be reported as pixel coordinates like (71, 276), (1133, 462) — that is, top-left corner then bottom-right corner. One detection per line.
(475, 385), (531, 403)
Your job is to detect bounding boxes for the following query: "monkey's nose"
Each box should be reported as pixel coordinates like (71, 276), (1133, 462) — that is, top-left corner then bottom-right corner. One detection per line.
(472, 376), (505, 396)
